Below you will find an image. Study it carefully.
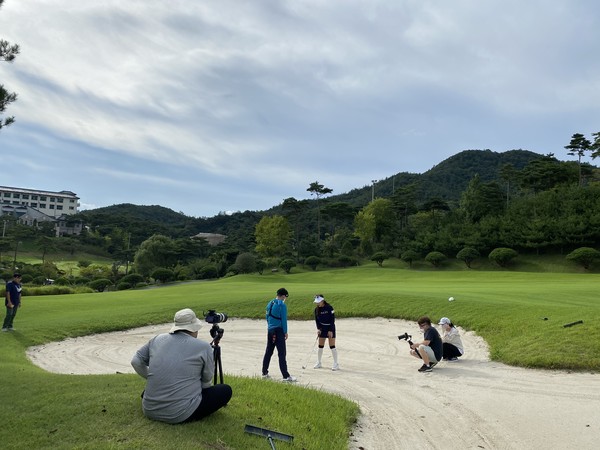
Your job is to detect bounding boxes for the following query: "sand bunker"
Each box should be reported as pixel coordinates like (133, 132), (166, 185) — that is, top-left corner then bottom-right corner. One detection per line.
(27, 318), (600, 449)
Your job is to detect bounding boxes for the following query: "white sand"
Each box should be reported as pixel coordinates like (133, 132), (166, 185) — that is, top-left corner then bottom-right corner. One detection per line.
(27, 318), (600, 449)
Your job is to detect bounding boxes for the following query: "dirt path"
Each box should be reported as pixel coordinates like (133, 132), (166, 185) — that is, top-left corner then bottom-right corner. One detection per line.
(27, 318), (600, 449)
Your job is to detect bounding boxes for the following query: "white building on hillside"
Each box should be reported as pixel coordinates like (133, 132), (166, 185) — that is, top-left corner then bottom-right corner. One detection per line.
(0, 186), (83, 236)
(0, 185), (79, 217)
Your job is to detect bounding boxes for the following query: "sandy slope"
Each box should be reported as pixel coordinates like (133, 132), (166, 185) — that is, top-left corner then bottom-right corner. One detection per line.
(27, 318), (600, 449)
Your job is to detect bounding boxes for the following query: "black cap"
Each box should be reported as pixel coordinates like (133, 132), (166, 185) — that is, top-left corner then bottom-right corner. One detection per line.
(13, 273), (22, 278)
(276, 288), (289, 297)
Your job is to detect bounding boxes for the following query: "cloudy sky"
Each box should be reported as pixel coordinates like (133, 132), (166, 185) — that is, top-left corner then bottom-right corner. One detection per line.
(1, 1), (599, 217)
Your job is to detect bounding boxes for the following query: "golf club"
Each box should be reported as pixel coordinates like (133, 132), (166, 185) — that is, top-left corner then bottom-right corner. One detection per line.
(301, 336), (319, 369)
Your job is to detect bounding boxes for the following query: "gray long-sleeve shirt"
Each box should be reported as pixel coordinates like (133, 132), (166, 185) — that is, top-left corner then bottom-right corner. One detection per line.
(131, 332), (214, 423)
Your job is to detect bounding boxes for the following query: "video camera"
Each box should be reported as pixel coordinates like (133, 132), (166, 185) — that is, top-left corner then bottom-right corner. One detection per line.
(204, 310), (227, 344)
(202, 310), (228, 385)
(398, 332), (415, 348)
(204, 310), (228, 324)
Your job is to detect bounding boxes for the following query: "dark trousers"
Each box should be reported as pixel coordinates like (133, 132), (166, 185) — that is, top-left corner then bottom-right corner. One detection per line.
(2, 306), (18, 329)
(183, 384), (233, 422)
(443, 343), (462, 359)
(262, 327), (290, 378)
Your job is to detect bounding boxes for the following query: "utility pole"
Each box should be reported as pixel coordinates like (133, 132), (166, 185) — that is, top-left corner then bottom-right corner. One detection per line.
(125, 232), (131, 275)
(13, 240), (21, 270)
(371, 179), (378, 202)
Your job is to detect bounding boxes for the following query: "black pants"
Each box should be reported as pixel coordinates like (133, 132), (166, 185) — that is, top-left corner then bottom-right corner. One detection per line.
(183, 384), (233, 422)
(262, 327), (290, 378)
(443, 343), (462, 359)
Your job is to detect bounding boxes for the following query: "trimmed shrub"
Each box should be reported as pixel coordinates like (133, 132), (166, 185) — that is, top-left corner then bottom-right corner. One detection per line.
(401, 250), (420, 268)
(151, 268), (175, 283)
(425, 251), (447, 267)
(117, 282), (132, 291)
(88, 278), (113, 292)
(121, 273), (145, 288)
(199, 265), (218, 280)
(54, 277), (71, 286)
(370, 252), (388, 267)
(489, 247), (518, 268)
(279, 259), (296, 274)
(235, 252), (257, 274)
(456, 247), (480, 269)
(304, 256), (321, 271)
(566, 247), (600, 270)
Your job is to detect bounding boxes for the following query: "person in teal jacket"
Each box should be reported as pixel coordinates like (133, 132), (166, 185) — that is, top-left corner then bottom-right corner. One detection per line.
(261, 287), (296, 382)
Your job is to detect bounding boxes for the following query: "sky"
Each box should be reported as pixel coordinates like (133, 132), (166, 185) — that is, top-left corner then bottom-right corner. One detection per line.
(1, 1), (599, 218)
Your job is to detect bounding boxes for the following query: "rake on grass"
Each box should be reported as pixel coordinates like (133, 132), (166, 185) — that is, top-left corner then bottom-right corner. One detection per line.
(244, 424), (294, 450)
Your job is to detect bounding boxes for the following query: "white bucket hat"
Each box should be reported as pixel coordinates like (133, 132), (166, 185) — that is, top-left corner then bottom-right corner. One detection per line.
(169, 308), (203, 333)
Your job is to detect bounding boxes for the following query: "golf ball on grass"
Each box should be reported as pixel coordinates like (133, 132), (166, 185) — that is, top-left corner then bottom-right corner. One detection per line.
(448, 296), (455, 301)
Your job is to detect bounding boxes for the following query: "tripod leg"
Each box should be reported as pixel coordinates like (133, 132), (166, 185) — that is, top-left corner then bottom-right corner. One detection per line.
(213, 345), (224, 385)
(217, 348), (224, 384)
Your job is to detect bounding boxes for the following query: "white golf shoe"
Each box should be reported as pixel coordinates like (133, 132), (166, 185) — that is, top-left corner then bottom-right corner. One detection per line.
(332, 363), (340, 371)
(313, 362), (322, 369)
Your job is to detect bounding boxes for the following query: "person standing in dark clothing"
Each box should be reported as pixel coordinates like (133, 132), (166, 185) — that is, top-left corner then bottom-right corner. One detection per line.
(2, 273), (22, 332)
(261, 287), (296, 382)
(313, 294), (339, 370)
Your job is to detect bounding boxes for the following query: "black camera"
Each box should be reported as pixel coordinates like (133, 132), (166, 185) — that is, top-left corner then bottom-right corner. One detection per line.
(398, 332), (411, 341)
(204, 310), (228, 324)
(398, 332), (415, 348)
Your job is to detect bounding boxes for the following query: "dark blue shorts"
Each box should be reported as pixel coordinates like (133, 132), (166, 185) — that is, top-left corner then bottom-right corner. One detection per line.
(317, 326), (336, 339)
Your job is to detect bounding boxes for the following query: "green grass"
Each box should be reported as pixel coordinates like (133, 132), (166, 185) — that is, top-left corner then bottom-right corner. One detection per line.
(1, 266), (599, 448)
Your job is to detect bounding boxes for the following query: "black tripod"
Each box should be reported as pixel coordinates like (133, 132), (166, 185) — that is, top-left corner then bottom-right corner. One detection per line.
(210, 324), (225, 385)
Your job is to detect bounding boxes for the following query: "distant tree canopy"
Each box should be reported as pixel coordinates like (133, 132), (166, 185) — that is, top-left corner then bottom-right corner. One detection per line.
(8, 145), (600, 286)
(254, 215), (292, 257)
(133, 234), (178, 277)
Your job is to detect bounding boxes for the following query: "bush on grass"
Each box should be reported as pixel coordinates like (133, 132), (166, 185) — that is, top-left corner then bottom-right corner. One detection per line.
(279, 259), (296, 274)
(489, 247), (518, 268)
(425, 251), (446, 267)
(88, 278), (113, 292)
(566, 247), (600, 270)
(457, 247), (480, 268)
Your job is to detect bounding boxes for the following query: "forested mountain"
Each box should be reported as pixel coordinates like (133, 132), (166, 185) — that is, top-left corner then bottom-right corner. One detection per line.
(74, 148), (600, 262)
(80, 149), (544, 237)
(328, 148), (541, 208)
(74, 204), (197, 246)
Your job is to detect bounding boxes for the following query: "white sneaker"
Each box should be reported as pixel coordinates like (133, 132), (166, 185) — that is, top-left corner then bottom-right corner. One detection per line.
(313, 362), (322, 369)
(1, 328), (8, 332)
(332, 363), (340, 371)
(261, 373), (271, 379)
(282, 376), (297, 382)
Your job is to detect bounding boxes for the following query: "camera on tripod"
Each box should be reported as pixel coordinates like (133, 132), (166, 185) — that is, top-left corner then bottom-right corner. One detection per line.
(204, 310), (228, 324)
(204, 310), (227, 341)
(203, 310), (228, 385)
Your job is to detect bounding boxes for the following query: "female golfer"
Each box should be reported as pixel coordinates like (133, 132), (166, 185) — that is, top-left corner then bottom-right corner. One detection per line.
(439, 317), (464, 361)
(313, 294), (339, 370)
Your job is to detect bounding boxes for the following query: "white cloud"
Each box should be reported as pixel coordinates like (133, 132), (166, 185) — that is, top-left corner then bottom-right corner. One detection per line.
(1, 0), (599, 216)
